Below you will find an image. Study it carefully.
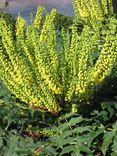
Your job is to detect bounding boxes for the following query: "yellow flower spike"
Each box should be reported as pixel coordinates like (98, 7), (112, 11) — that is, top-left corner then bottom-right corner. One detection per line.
(1, 18), (45, 109)
(72, 0), (114, 30)
(0, 12), (61, 114)
(16, 16), (35, 65)
(39, 8), (56, 44)
(0, 59), (28, 103)
(16, 15), (26, 40)
(101, 0), (109, 15)
(80, 0), (89, 18)
(31, 13), (63, 95)
(108, 0), (113, 14)
(93, 17), (117, 85)
(46, 14), (59, 77)
(72, 0), (81, 18)
(89, 0), (103, 20)
(39, 9), (56, 44)
(73, 25), (99, 100)
(34, 6), (44, 29)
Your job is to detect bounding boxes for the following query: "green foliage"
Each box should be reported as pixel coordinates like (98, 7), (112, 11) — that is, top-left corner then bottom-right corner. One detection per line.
(37, 102), (117, 156)
(0, 81), (56, 156)
(0, 81), (117, 156)
(0, 132), (43, 156)
(0, 12), (15, 25)
(55, 13), (73, 30)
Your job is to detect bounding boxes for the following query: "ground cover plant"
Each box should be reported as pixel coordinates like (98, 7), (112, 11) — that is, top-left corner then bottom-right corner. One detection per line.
(0, 82), (117, 156)
(0, 0), (117, 155)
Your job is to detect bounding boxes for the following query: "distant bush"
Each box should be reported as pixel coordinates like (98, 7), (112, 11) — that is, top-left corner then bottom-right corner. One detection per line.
(55, 13), (73, 30)
(0, 12), (15, 26)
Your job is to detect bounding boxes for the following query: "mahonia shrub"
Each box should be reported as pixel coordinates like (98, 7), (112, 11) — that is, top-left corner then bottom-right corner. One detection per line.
(0, 4), (117, 114)
(73, 0), (114, 30)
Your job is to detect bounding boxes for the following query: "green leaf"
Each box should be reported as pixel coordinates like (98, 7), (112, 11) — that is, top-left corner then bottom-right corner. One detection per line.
(58, 137), (75, 148)
(101, 102), (109, 110)
(114, 103), (117, 109)
(59, 113), (78, 121)
(59, 145), (75, 156)
(0, 99), (5, 104)
(60, 130), (73, 139)
(0, 89), (8, 97)
(0, 137), (3, 147)
(59, 122), (70, 131)
(112, 152), (117, 156)
(75, 134), (91, 144)
(86, 128), (104, 147)
(43, 146), (58, 156)
(76, 144), (93, 155)
(112, 135), (117, 152)
(112, 122), (117, 129)
(107, 106), (114, 118)
(50, 130), (73, 148)
(102, 131), (115, 156)
(69, 116), (84, 126)
(73, 126), (92, 134)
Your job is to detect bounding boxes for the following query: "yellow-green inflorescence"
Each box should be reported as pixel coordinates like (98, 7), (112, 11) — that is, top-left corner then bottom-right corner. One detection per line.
(93, 17), (117, 84)
(0, 7), (62, 114)
(72, 0), (114, 29)
(0, 3), (117, 114)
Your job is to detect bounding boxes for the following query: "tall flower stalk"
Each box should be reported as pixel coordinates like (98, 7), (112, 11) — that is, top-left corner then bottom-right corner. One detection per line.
(0, 3), (116, 114)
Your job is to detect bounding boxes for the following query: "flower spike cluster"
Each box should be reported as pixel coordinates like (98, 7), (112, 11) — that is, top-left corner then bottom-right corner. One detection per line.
(0, 7), (62, 114)
(72, 0), (114, 29)
(0, 3), (117, 114)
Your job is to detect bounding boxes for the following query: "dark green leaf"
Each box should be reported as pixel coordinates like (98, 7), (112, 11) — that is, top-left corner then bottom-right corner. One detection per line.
(112, 135), (117, 152)
(69, 117), (84, 126)
(76, 144), (93, 155)
(59, 122), (70, 131)
(58, 137), (75, 148)
(0, 137), (3, 147)
(86, 128), (104, 147)
(60, 145), (75, 156)
(72, 126), (92, 134)
(102, 131), (115, 156)
(43, 146), (58, 156)
(59, 113), (78, 121)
